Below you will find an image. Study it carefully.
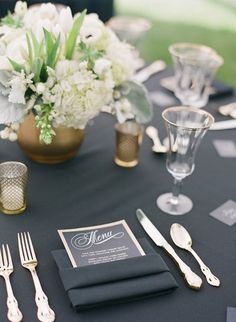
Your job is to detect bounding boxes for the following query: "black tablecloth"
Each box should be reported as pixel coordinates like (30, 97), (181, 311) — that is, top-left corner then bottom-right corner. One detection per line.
(0, 70), (235, 322)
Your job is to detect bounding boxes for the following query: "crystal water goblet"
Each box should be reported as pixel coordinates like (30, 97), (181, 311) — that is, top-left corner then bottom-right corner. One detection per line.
(169, 43), (223, 108)
(157, 106), (214, 215)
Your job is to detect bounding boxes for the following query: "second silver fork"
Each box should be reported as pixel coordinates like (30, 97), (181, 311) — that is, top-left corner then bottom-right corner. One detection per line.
(18, 232), (55, 322)
(0, 244), (23, 322)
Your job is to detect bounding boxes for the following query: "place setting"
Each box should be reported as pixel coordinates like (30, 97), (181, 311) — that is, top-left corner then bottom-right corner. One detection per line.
(0, 1), (235, 322)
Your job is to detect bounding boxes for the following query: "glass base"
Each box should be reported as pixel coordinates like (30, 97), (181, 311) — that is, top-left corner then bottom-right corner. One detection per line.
(114, 157), (138, 168)
(0, 203), (26, 215)
(156, 193), (193, 215)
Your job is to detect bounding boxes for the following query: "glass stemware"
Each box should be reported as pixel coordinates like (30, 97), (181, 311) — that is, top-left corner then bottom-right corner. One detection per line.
(157, 106), (214, 215)
(169, 43), (223, 108)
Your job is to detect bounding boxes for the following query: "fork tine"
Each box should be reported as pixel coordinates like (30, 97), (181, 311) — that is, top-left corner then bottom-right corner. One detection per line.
(18, 233), (24, 263)
(23, 232), (32, 261)
(19, 233), (28, 262)
(27, 232), (37, 261)
(6, 244), (13, 269)
(0, 247), (3, 267)
(2, 245), (8, 267)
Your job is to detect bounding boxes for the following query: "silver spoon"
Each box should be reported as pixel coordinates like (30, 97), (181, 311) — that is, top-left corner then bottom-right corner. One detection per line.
(145, 126), (167, 153)
(170, 223), (220, 287)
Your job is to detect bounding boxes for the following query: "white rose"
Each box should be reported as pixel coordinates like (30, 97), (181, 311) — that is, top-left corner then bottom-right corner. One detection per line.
(80, 14), (104, 45)
(6, 35), (27, 65)
(94, 58), (111, 75)
(58, 7), (73, 34)
(14, 1), (27, 17)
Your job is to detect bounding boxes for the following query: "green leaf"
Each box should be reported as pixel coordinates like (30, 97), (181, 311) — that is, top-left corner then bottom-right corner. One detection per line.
(26, 33), (33, 67)
(30, 31), (41, 57)
(119, 81), (153, 124)
(44, 28), (54, 55)
(8, 58), (25, 73)
(0, 11), (23, 28)
(32, 57), (43, 83)
(65, 9), (86, 60)
(44, 30), (60, 68)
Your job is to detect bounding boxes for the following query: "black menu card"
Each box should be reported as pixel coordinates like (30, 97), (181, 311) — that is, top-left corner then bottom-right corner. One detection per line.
(58, 220), (145, 267)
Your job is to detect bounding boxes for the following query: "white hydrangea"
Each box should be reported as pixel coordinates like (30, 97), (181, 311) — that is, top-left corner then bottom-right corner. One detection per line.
(106, 40), (137, 85)
(42, 59), (114, 129)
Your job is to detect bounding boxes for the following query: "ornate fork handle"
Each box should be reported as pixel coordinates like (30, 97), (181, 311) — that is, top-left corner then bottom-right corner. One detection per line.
(5, 276), (23, 322)
(30, 268), (55, 322)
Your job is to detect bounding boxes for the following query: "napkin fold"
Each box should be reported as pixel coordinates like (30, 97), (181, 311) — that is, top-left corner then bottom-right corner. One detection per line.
(52, 238), (178, 311)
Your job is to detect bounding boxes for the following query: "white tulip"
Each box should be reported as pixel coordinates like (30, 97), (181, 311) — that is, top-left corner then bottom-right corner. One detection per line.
(14, 1), (27, 17)
(58, 7), (73, 34)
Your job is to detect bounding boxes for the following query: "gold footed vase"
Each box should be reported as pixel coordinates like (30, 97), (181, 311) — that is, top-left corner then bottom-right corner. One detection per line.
(17, 114), (85, 164)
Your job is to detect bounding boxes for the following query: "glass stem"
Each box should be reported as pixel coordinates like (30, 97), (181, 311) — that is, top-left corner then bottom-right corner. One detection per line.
(170, 178), (182, 205)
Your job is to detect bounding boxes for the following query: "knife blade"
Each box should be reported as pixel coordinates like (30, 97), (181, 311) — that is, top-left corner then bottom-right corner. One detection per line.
(136, 209), (202, 290)
(210, 119), (236, 130)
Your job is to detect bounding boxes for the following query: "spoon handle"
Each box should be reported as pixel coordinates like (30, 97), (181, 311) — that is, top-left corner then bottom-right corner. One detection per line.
(189, 248), (220, 287)
(146, 127), (165, 150)
(164, 243), (202, 290)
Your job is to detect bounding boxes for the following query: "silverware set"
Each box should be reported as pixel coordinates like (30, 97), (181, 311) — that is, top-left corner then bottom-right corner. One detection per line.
(0, 233), (55, 322)
(136, 209), (220, 290)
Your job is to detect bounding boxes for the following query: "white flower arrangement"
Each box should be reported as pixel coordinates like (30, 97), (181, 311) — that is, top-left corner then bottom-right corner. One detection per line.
(0, 2), (152, 144)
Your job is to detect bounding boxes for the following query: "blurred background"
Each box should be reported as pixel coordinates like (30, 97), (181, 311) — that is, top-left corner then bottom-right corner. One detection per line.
(0, 0), (235, 87)
(115, 0), (236, 87)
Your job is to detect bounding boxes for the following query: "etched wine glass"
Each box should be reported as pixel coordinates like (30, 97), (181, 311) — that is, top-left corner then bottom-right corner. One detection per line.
(169, 43), (223, 108)
(157, 106), (214, 215)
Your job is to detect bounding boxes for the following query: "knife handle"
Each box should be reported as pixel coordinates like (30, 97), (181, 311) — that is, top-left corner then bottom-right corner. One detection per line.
(164, 243), (202, 290)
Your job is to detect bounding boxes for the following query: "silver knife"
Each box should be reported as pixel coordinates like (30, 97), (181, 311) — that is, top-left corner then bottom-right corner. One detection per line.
(136, 209), (202, 290)
(210, 119), (236, 130)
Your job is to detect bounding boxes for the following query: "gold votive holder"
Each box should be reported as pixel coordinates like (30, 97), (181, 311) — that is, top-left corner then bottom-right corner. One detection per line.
(115, 121), (143, 168)
(0, 162), (28, 215)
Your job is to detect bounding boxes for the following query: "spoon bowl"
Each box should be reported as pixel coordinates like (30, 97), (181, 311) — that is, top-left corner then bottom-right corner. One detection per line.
(145, 126), (168, 153)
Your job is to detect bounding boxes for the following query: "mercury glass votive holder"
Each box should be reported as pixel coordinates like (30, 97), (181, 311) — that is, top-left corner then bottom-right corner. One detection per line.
(0, 162), (28, 215)
(114, 121), (143, 168)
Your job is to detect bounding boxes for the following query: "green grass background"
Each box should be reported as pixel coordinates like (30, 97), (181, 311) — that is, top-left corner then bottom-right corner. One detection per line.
(115, 0), (236, 87)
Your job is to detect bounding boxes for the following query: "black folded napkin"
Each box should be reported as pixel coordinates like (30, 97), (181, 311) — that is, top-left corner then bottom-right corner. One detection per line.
(52, 238), (178, 311)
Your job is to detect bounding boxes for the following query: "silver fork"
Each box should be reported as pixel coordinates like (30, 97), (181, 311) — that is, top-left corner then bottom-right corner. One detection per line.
(18, 232), (55, 322)
(0, 244), (23, 322)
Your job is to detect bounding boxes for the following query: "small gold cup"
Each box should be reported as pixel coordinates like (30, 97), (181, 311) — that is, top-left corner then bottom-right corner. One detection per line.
(115, 121), (143, 168)
(0, 162), (28, 215)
